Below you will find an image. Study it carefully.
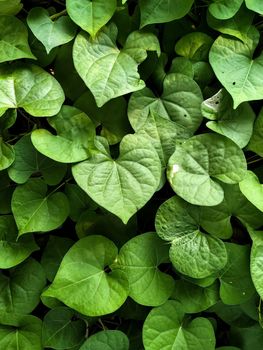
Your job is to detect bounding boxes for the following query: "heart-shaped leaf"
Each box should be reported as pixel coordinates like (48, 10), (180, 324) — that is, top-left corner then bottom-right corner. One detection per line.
(239, 171), (263, 212)
(143, 300), (216, 350)
(43, 235), (129, 316)
(11, 178), (69, 236)
(80, 330), (129, 350)
(73, 23), (160, 106)
(167, 133), (247, 206)
(139, 0), (194, 27)
(155, 195), (228, 278)
(115, 232), (174, 306)
(72, 134), (161, 224)
(0, 215), (38, 269)
(27, 7), (77, 54)
(66, 0), (116, 38)
(0, 15), (35, 63)
(175, 32), (213, 61)
(209, 34), (263, 108)
(0, 63), (64, 117)
(31, 105), (96, 163)
(208, 0), (243, 19)
(248, 227), (263, 300)
(0, 138), (15, 170)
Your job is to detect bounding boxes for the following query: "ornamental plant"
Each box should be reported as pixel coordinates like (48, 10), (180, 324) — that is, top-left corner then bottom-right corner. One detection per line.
(1, 0), (263, 349)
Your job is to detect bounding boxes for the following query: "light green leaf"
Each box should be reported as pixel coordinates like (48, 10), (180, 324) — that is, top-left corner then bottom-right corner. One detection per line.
(248, 227), (263, 299)
(171, 280), (219, 313)
(208, 0), (243, 19)
(201, 88), (255, 148)
(27, 7), (77, 54)
(41, 235), (74, 282)
(245, 0), (263, 14)
(43, 307), (86, 349)
(0, 258), (46, 314)
(0, 15), (35, 63)
(219, 243), (255, 305)
(143, 300), (216, 350)
(66, 0), (117, 37)
(139, 0), (194, 27)
(167, 133), (247, 206)
(239, 171), (263, 212)
(0, 63), (65, 117)
(0, 215), (38, 269)
(31, 105), (96, 163)
(11, 178), (69, 236)
(248, 107), (263, 156)
(8, 134), (67, 185)
(0, 0), (22, 15)
(155, 195), (228, 278)
(43, 235), (129, 316)
(169, 57), (194, 78)
(0, 138), (15, 170)
(115, 232), (174, 306)
(128, 73), (203, 137)
(72, 134), (161, 224)
(209, 34), (263, 108)
(73, 23), (160, 106)
(0, 313), (42, 350)
(80, 330), (129, 350)
(175, 32), (213, 61)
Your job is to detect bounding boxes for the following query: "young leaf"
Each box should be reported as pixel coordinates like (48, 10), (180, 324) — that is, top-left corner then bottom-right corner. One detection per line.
(27, 7), (77, 54)
(115, 232), (174, 306)
(0, 215), (38, 269)
(143, 300), (216, 350)
(0, 15), (35, 63)
(239, 171), (263, 212)
(0, 138), (15, 170)
(208, 0), (243, 19)
(43, 235), (129, 316)
(73, 23), (160, 106)
(80, 330), (129, 350)
(12, 178), (69, 236)
(42, 307), (86, 349)
(0, 63), (65, 117)
(167, 133), (247, 206)
(72, 134), (161, 224)
(66, 0), (117, 38)
(0, 258), (46, 314)
(31, 105), (96, 163)
(139, 0), (194, 27)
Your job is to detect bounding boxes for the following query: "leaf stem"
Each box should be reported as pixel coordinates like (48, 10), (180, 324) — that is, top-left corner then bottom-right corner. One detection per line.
(247, 157), (263, 165)
(50, 9), (67, 20)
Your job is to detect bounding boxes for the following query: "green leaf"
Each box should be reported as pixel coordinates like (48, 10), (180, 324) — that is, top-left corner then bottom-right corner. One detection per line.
(12, 178), (69, 236)
(245, 0), (263, 14)
(31, 105), (96, 163)
(167, 133), (247, 206)
(66, 0), (117, 37)
(139, 0), (194, 27)
(0, 138), (15, 170)
(27, 7), (77, 54)
(0, 15), (35, 63)
(0, 258), (46, 314)
(8, 134), (67, 185)
(41, 235), (74, 282)
(230, 324), (263, 350)
(208, 0), (243, 19)
(209, 34), (263, 108)
(248, 227), (263, 299)
(219, 243), (255, 305)
(0, 63), (65, 117)
(0, 0), (22, 15)
(43, 307), (86, 349)
(143, 300), (216, 350)
(80, 330), (129, 350)
(72, 134), (161, 224)
(115, 232), (174, 306)
(0, 171), (14, 214)
(0, 313), (42, 350)
(248, 107), (263, 156)
(175, 32), (213, 61)
(239, 171), (263, 212)
(128, 73), (203, 137)
(171, 280), (219, 313)
(73, 23), (160, 107)
(201, 88), (255, 148)
(43, 235), (129, 316)
(0, 215), (38, 269)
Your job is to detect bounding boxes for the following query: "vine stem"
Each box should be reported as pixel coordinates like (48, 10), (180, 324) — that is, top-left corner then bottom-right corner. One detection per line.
(50, 9), (67, 20)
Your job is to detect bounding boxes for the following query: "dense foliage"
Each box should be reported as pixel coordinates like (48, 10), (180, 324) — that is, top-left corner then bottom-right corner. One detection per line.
(1, 0), (263, 349)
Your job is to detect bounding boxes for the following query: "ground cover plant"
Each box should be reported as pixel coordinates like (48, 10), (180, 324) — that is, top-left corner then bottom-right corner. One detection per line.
(1, 0), (263, 348)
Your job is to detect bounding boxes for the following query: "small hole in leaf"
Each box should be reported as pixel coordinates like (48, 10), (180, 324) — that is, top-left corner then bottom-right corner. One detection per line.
(183, 114), (187, 117)
(104, 265), (112, 273)
(215, 101), (219, 105)
(232, 82), (236, 85)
